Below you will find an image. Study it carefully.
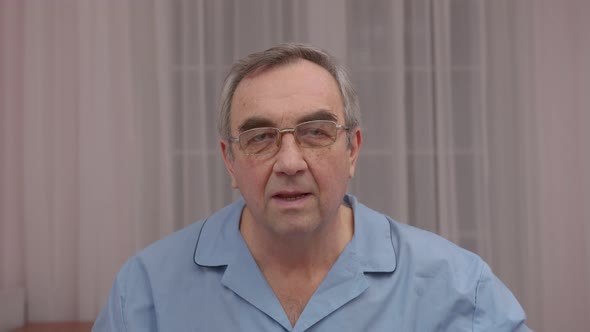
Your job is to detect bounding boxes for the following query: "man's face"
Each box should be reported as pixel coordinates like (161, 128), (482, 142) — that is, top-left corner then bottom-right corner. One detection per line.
(221, 60), (362, 238)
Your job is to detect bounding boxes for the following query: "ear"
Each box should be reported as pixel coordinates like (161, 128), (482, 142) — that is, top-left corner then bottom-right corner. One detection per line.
(220, 140), (238, 188)
(348, 128), (362, 178)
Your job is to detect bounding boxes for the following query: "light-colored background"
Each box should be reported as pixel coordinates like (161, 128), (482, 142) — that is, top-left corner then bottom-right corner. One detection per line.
(1, 1), (589, 331)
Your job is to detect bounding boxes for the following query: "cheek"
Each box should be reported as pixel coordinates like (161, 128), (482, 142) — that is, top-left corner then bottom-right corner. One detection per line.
(233, 160), (272, 191)
(308, 152), (351, 185)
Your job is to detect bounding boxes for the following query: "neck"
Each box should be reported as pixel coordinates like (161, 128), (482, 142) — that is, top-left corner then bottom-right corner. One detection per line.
(240, 205), (354, 274)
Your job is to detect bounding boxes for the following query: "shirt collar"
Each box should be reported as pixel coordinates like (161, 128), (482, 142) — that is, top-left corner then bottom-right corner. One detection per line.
(193, 197), (244, 267)
(346, 194), (397, 273)
(193, 194), (397, 273)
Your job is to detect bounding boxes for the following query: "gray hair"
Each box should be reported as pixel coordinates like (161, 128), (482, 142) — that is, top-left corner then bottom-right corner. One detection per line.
(218, 43), (360, 157)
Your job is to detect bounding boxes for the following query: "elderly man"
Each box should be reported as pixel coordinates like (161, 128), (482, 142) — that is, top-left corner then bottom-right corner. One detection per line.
(93, 43), (531, 331)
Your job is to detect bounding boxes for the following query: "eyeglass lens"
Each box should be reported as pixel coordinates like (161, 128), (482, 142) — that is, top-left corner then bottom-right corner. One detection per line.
(238, 120), (339, 155)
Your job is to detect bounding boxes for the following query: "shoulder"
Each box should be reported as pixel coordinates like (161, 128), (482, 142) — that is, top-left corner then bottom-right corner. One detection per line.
(391, 217), (483, 271)
(135, 198), (244, 270)
(353, 197), (483, 277)
(92, 220), (208, 331)
(389, 218), (488, 301)
(109, 220), (207, 304)
(353, 197), (485, 300)
(352, 197), (529, 330)
(93, 201), (244, 330)
(136, 220), (205, 268)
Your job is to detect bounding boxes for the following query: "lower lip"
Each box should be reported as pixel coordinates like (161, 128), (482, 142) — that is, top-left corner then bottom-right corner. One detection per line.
(271, 193), (311, 208)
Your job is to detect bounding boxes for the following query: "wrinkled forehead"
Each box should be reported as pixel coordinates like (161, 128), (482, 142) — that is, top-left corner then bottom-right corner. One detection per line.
(230, 60), (344, 130)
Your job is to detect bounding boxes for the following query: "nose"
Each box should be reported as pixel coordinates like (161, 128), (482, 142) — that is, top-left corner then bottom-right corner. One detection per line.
(272, 132), (307, 176)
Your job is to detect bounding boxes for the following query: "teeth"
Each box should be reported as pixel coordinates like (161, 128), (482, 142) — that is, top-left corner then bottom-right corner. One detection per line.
(280, 194), (306, 201)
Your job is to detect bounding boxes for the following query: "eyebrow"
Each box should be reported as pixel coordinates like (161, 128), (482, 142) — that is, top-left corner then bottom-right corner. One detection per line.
(298, 110), (339, 123)
(238, 117), (275, 132)
(237, 109), (339, 133)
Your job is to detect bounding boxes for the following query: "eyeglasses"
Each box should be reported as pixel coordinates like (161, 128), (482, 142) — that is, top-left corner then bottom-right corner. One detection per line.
(229, 120), (349, 155)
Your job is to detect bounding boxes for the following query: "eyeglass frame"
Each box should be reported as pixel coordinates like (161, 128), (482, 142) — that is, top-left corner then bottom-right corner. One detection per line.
(228, 120), (350, 156)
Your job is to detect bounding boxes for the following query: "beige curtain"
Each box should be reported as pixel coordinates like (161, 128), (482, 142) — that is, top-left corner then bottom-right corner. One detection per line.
(0, 0), (176, 327)
(1, 1), (589, 331)
(532, 0), (590, 330)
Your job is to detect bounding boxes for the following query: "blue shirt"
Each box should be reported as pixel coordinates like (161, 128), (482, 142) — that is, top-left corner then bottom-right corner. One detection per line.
(93, 195), (531, 331)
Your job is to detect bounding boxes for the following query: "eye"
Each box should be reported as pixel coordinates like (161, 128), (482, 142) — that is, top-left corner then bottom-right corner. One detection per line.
(299, 126), (330, 137)
(242, 129), (277, 146)
(250, 132), (274, 142)
(309, 128), (324, 136)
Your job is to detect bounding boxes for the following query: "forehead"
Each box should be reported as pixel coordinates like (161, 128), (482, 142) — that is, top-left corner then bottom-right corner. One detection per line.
(230, 60), (344, 129)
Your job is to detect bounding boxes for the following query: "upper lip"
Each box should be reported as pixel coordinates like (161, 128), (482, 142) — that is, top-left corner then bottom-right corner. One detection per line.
(271, 190), (310, 197)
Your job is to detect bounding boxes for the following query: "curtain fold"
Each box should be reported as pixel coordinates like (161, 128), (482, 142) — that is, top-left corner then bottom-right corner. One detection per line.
(482, 0), (540, 324)
(1, 0), (25, 291)
(0, 1), (26, 329)
(533, 0), (590, 329)
(76, 0), (177, 319)
(0, 0), (176, 323)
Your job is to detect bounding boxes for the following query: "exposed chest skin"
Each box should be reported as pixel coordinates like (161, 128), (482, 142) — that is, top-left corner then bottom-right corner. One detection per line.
(264, 269), (328, 326)
(240, 203), (355, 327)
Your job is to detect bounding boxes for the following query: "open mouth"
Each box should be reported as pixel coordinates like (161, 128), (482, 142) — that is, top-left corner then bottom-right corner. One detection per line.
(273, 193), (310, 201)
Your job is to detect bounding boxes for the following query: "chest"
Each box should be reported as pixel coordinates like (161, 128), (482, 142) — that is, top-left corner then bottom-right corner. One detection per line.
(267, 276), (323, 326)
(153, 274), (474, 332)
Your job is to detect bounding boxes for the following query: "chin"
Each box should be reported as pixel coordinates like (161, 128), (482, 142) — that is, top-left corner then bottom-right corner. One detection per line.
(268, 215), (323, 237)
